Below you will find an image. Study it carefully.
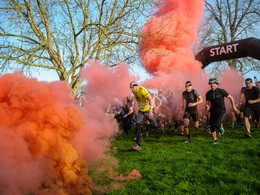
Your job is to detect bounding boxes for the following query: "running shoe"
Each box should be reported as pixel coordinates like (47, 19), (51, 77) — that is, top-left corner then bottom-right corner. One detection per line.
(178, 131), (184, 136)
(131, 145), (142, 151)
(184, 139), (192, 143)
(213, 140), (218, 144)
(220, 128), (224, 135)
(244, 133), (252, 138)
(230, 125), (234, 128)
(205, 127), (210, 132)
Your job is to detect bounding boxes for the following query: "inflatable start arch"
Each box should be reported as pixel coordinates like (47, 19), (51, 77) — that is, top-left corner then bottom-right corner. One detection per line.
(195, 37), (260, 69)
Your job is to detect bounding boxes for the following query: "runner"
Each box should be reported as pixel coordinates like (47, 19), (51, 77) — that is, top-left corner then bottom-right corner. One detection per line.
(206, 78), (239, 144)
(182, 81), (203, 143)
(129, 81), (157, 151)
(239, 78), (260, 138)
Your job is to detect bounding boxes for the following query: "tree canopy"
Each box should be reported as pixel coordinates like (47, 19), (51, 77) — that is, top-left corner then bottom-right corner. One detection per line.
(196, 0), (260, 75)
(0, 0), (155, 94)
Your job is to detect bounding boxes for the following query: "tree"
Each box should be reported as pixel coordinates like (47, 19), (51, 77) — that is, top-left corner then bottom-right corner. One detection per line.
(196, 0), (260, 75)
(0, 0), (155, 94)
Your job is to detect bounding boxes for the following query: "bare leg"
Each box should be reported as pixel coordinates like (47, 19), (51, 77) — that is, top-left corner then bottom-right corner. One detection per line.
(244, 117), (251, 135)
(212, 131), (217, 141)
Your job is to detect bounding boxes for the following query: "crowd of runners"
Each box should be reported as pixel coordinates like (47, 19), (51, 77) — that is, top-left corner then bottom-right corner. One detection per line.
(75, 78), (260, 151)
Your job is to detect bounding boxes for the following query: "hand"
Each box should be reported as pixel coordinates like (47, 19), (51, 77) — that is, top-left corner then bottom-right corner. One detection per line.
(188, 103), (195, 107)
(248, 100), (255, 104)
(233, 107), (240, 115)
(149, 111), (153, 119)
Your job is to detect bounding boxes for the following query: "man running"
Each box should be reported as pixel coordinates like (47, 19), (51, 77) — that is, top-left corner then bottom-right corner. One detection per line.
(182, 81), (203, 143)
(206, 78), (239, 144)
(239, 78), (260, 138)
(129, 81), (157, 151)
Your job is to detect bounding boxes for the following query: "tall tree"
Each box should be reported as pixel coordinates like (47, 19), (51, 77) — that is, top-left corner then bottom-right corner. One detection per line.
(0, 0), (155, 94)
(196, 0), (260, 75)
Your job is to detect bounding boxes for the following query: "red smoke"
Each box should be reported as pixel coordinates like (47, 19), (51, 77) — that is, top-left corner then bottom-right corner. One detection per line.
(139, 0), (204, 74)
(0, 72), (92, 194)
(75, 60), (136, 164)
(138, 0), (245, 119)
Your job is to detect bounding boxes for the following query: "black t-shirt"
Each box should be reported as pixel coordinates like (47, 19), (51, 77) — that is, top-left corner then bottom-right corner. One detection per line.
(182, 89), (200, 112)
(206, 88), (229, 112)
(241, 86), (260, 105)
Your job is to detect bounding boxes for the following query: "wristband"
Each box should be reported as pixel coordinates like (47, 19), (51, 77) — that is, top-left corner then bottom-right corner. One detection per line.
(254, 100), (256, 103)
(232, 107), (236, 110)
(193, 103), (196, 106)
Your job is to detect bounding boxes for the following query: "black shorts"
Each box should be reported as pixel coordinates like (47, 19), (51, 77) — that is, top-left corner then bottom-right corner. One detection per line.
(210, 111), (225, 132)
(183, 111), (198, 122)
(244, 104), (260, 121)
(239, 104), (246, 113)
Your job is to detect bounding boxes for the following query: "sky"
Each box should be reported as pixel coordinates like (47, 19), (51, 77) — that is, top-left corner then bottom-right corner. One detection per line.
(32, 61), (259, 85)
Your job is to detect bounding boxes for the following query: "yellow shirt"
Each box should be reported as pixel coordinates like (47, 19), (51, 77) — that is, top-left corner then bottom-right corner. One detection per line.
(133, 86), (150, 112)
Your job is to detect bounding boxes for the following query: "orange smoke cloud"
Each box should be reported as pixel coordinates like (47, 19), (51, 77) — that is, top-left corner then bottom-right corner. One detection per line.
(0, 72), (92, 195)
(139, 0), (204, 74)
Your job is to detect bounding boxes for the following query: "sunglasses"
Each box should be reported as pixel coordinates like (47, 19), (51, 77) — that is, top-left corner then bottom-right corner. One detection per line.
(130, 83), (138, 88)
(245, 80), (252, 84)
(185, 83), (192, 87)
(209, 81), (218, 84)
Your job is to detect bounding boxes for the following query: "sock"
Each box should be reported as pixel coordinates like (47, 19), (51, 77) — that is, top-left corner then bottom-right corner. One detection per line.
(185, 126), (190, 139)
(175, 122), (178, 129)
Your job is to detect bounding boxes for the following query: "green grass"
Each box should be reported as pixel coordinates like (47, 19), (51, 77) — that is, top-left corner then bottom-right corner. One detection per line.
(91, 123), (260, 194)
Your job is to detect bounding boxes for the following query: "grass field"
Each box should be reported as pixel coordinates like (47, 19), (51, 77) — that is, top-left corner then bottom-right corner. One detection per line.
(90, 123), (260, 194)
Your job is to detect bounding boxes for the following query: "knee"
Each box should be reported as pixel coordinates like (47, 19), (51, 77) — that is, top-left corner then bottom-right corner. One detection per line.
(183, 119), (189, 126)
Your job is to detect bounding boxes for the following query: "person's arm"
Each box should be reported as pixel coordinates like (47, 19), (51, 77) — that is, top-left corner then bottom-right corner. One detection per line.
(124, 103), (134, 118)
(188, 95), (203, 107)
(106, 103), (111, 113)
(248, 97), (260, 104)
(182, 95), (185, 110)
(239, 90), (245, 106)
(147, 94), (154, 119)
(227, 94), (240, 114)
(156, 95), (162, 109)
(147, 94), (154, 110)
(248, 89), (260, 104)
(205, 100), (210, 111)
(196, 95), (203, 105)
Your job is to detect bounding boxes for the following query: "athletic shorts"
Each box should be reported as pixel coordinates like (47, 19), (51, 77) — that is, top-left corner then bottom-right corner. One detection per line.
(244, 104), (260, 121)
(239, 104), (246, 113)
(210, 111), (225, 133)
(183, 111), (198, 122)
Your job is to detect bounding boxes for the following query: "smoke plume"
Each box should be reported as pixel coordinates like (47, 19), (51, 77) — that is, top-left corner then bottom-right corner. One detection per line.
(75, 60), (136, 164)
(139, 0), (204, 74)
(0, 72), (92, 195)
